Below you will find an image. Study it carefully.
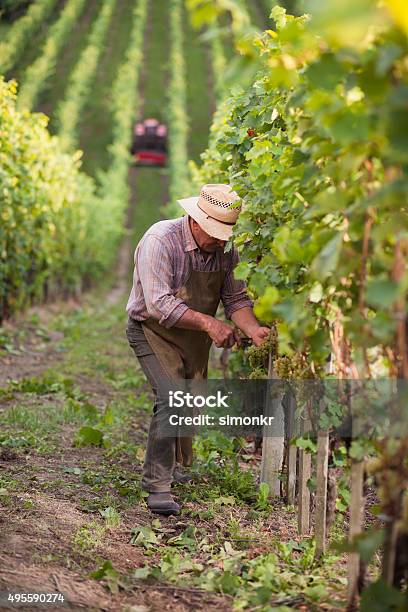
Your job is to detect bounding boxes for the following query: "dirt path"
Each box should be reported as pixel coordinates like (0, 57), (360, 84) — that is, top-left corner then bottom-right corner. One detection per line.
(0, 246), (347, 612)
(0, 273), (237, 612)
(0, 210), (132, 388)
(0, 2), (233, 610)
(0, 1), (350, 609)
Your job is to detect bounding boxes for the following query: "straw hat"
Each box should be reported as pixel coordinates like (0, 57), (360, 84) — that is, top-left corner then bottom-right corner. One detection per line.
(177, 184), (242, 241)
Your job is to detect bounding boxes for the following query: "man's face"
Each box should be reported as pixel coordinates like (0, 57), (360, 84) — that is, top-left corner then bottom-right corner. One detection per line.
(189, 218), (226, 253)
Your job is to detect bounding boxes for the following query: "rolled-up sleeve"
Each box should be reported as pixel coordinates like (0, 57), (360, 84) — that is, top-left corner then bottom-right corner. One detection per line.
(136, 234), (188, 328)
(221, 249), (253, 319)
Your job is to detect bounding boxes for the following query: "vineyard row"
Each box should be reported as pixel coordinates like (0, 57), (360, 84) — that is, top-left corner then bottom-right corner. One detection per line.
(56, 0), (117, 151)
(95, 0), (148, 265)
(17, 0), (87, 110)
(166, 0), (190, 213)
(0, 0), (58, 75)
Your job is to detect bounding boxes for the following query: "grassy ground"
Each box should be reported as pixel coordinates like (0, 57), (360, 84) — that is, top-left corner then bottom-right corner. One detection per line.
(0, 1), (351, 610)
(130, 0), (171, 243)
(78, 0), (138, 177)
(183, 6), (213, 163)
(0, 289), (349, 610)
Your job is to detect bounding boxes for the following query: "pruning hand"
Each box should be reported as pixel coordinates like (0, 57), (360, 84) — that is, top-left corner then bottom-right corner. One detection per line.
(250, 326), (270, 347)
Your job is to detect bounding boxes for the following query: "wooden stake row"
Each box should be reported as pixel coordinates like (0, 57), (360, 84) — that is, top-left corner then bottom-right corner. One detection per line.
(259, 375), (365, 605)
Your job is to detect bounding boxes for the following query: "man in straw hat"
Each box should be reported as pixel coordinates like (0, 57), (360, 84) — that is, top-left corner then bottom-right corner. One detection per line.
(125, 184), (270, 515)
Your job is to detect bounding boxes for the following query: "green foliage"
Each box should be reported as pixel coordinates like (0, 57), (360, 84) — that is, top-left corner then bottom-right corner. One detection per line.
(96, 0), (147, 257)
(7, 373), (84, 398)
(360, 578), (408, 612)
(0, 79), (111, 321)
(0, 0), (57, 73)
(73, 520), (105, 553)
(254, 482), (272, 511)
(192, 9), (408, 605)
(186, 0), (262, 96)
(193, 2), (408, 376)
(17, 0), (87, 110)
(0, 0), (32, 22)
(99, 506), (121, 528)
(192, 433), (260, 504)
(90, 560), (126, 594)
(131, 525), (161, 548)
(134, 535), (342, 609)
(294, 436), (317, 453)
(55, 0), (116, 151)
(165, 0), (190, 216)
(74, 426), (105, 447)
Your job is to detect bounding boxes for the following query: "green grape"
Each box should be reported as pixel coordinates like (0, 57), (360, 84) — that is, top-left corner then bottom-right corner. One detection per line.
(247, 326), (278, 373)
(248, 367), (267, 380)
(275, 353), (313, 380)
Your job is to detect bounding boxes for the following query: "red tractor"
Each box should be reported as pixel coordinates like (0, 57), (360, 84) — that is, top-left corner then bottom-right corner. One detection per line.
(131, 118), (168, 166)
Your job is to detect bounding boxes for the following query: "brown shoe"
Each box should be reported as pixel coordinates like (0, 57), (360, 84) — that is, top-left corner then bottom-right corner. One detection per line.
(147, 492), (180, 515)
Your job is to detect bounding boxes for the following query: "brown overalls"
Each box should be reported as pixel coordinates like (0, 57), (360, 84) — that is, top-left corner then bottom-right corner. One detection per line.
(139, 250), (225, 490)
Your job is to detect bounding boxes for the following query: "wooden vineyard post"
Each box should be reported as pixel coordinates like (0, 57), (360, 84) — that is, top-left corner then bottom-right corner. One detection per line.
(286, 391), (297, 505)
(347, 460), (365, 609)
(298, 412), (312, 535)
(260, 350), (285, 496)
(315, 430), (330, 558)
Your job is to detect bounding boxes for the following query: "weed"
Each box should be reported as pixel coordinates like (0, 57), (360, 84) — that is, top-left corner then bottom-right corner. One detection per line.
(75, 426), (105, 447)
(99, 506), (121, 529)
(90, 560), (127, 594)
(105, 440), (144, 461)
(253, 482), (272, 512)
(107, 370), (144, 390)
(22, 499), (35, 510)
(0, 431), (37, 448)
(8, 373), (84, 399)
(189, 457), (257, 504)
(226, 517), (255, 549)
(73, 521), (106, 553)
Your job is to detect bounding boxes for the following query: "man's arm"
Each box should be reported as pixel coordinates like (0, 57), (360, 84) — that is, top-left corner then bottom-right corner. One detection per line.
(173, 308), (237, 348)
(137, 235), (237, 347)
(136, 234), (189, 327)
(221, 249), (270, 347)
(231, 306), (270, 347)
(174, 306), (270, 348)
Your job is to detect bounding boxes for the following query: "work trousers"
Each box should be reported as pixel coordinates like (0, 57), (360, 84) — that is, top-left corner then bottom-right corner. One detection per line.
(125, 316), (176, 492)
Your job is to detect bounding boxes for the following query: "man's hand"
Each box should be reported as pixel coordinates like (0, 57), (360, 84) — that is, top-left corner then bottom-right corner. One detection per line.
(250, 326), (270, 347)
(231, 307), (271, 348)
(175, 310), (238, 348)
(205, 318), (236, 348)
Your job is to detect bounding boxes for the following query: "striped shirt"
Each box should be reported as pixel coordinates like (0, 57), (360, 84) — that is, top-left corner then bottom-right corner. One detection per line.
(126, 215), (253, 328)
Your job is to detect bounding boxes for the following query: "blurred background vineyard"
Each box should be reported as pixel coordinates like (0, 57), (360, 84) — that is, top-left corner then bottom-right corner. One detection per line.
(0, 0), (273, 321)
(0, 0), (407, 607)
(0, 0), (319, 323)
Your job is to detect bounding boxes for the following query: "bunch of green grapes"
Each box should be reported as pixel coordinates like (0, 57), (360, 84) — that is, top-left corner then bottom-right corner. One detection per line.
(248, 367), (267, 380)
(246, 326), (278, 374)
(275, 353), (322, 414)
(274, 353), (313, 380)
